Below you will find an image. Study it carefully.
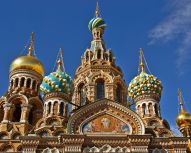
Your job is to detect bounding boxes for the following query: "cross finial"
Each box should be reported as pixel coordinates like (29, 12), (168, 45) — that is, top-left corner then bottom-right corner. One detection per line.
(139, 48), (145, 73)
(95, 0), (100, 17)
(57, 48), (65, 72)
(28, 32), (34, 56)
(178, 88), (185, 112)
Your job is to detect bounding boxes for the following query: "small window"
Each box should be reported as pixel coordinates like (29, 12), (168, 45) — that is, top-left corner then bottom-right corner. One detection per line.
(96, 79), (105, 100)
(26, 78), (31, 88)
(20, 77), (25, 87)
(97, 50), (101, 59)
(32, 80), (36, 90)
(15, 78), (19, 87)
(142, 103), (146, 115)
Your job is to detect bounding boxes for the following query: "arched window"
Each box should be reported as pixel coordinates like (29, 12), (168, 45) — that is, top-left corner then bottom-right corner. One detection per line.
(26, 78), (31, 88)
(20, 77), (25, 87)
(116, 84), (122, 103)
(53, 101), (58, 115)
(59, 102), (64, 115)
(15, 78), (19, 87)
(10, 80), (14, 89)
(148, 103), (154, 116)
(48, 102), (51, 114)
(78, 83), (86, 106)
(142, 103), (146, 115)
(96, 79), (105, 100)
(12, 103), (21, 122)
(155, 104), (159, 116)
(97, 50), (101, 59)
(32, 80), (36, 90)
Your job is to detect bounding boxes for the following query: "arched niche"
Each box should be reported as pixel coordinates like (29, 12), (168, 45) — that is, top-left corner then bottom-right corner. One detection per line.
(67, 99), (145, 135)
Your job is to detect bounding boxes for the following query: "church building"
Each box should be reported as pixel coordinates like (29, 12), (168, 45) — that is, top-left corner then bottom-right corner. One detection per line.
(0, 2), (190, 153)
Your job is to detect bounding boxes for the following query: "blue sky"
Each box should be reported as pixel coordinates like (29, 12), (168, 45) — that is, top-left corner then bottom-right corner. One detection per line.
(0, 0), (191, 133)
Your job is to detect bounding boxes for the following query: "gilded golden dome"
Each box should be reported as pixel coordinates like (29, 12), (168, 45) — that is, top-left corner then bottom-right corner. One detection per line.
(9, 32), (44, 76)
(176, 110), (191, 128)
(10, 55), (44, 76)
(176, 89), (191, 128)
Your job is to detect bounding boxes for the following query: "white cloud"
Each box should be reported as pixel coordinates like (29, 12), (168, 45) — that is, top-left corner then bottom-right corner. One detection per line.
(149, 0), (191, 74)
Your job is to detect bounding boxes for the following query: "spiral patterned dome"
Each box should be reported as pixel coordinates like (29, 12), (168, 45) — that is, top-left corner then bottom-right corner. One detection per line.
(88, 17), (106, 31)
(40, 69), (73, 97)
(128, 72), (162, 100)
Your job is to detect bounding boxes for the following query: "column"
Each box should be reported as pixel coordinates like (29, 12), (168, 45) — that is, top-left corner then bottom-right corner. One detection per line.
(58, 102), (61, 115)
(20, 104), (32, 123)
(2, 103), (13, 123)
(50, 102), (54, 115)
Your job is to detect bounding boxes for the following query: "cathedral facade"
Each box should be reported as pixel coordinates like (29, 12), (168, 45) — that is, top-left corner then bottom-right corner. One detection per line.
(0, 2), (190, 153)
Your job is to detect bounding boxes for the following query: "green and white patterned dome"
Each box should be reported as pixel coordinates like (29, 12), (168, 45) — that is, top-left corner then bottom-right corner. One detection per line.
(40, 50), (73, 99)
(128, 72), (162, 100)
(128, 48), (162, 100)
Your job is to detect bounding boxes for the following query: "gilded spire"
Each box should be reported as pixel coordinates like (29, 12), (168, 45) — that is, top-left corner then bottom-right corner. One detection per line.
(28, 32), (34, 56)
(139, 48), (145, 73)
(95, 0), (100, 17)
(178, 88), (185, 112)
(57, 48), (65, 72)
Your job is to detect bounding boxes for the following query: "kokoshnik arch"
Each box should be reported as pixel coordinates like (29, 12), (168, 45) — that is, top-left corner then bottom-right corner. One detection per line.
(0, 1), (190, 153)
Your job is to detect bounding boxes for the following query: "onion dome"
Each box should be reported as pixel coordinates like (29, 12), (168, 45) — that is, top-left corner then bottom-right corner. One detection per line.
(40, 49), (73, 97)
(10, 32), (44, 76)
(176, 89), (191, 128)
(128, 48), (162, 100)
(88, 1), (106, 31)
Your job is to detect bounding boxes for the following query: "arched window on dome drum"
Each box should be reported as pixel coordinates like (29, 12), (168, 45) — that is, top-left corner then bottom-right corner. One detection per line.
(12, 103), (21, 122)
(155, 104), (159, 116)
(10, 80), (14, 89)
(53, 101), (58, 115)
(20, 77), (25, 87)
(59, 102), (64, 115)
(142, 103), (146, 115)
(26, 78), (31, 88)
(96, 79), (105, 100)
(97, 49), (101, 59)
(48, 102), (51, 114)
(32, 80), (36, 90)
(116, 84), (122, 103)
(78, 83), (86, 106)
(148, 103), (154, 116)
(15, 78), (19, 88)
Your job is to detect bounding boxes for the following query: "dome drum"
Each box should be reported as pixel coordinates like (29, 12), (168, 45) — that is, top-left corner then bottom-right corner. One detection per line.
(43, 92), (71, 102)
